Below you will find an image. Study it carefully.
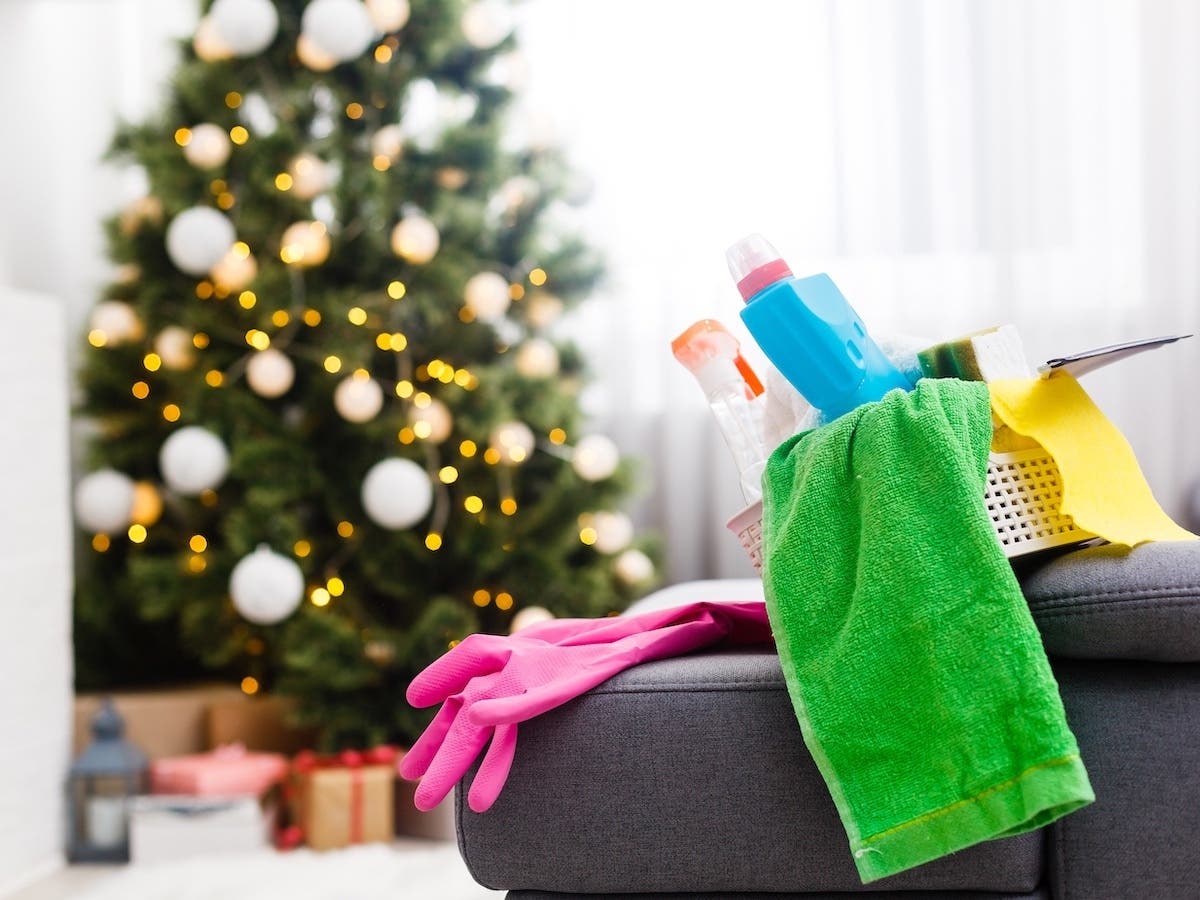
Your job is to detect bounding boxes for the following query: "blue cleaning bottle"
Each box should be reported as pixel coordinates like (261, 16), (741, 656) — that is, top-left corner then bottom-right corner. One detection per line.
(726, 234), (913, 421)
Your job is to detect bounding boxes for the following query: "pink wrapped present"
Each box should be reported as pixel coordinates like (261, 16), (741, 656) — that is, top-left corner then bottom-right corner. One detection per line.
(151, 743), (288, 797)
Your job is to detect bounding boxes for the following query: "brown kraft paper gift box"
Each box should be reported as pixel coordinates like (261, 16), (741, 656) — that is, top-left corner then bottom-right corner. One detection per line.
(206, 695), (317, 754)
(293, 757), (396, 851)
(74, 685), (246, 757)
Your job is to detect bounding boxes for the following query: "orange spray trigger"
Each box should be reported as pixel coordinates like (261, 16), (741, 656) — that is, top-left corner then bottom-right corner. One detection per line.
(735, 354), (764, 396)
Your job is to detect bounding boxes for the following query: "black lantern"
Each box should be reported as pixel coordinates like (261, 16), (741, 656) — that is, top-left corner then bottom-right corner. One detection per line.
(67, 698), (149, 862)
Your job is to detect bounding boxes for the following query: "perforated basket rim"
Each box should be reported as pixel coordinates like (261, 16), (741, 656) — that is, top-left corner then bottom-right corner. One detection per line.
(727, 446), (1094, 572)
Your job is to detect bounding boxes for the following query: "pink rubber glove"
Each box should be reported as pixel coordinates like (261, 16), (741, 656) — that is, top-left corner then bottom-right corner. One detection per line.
(398, 601), (771, 813)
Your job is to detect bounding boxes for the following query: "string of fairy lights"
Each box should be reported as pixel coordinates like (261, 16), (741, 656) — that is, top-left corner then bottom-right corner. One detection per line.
(84, 260), (638, 562)
(76, 0), (656, 681)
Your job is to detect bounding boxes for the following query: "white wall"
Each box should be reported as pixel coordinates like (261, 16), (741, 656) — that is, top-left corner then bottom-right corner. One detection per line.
(0, 291), (73, 895)
(0, 4), (176, 885)
(0, 0), (193, 340)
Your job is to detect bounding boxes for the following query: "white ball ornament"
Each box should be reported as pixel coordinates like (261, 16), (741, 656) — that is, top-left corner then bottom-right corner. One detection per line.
(572, 434), (620, 482)
(302, 0), (374, 62)
(296, 34), (337, 71)
(503, 106), (557, 153)
(436, 167), (469, 190)
(210, 246), (258, 291)
(439, 92), (478, 127)
(483, 51), (529, 90)
(461, 0), (513, 49)
(75, 469), (135, 534)
(159, 426), (230, 496)
(239, 93), (278, 135)
(366, 0), (410, 32)
(526, 293), (563, 329)
(463, 272), (511, 321)
(194, 16), (234, 61)
(280, 221), (331, 268)
(89, 301), (143, 346)
(499, 175), (539, 212)
(246, 349), (295, 398)
(371, 125), (405, 162)
(510, 606), (554, 634)
(334, 374), (384, 423)
(210, 0), (279, 55)
(361, 458), (433, 529)
(401, 79), (442, 150)
(515, 338), (559, 378)
(287, 153), (332, 200)
(114, 263), (141, 284)
(591, 511), (634, 555)
(229, 545), (305, 626)
(615, 548), (654, 585)
(408, 399), (453, 443)
(489, 421), (535, 464)
(182, 123), (231, 169)
(154, 326), (196, 370)
(564, 171), (595, 207)
(119, 195), (163, 236)
(578, 382), (609, 418)
(311, 195), (337, 226)
(390, 214), (439, 264)
(165, 207), (236, 276)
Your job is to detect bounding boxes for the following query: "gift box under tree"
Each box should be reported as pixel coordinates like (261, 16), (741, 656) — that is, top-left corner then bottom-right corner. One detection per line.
(150, 743), (288, 796)
(123, 744), (289, 864)
(288, 747), (398, 851)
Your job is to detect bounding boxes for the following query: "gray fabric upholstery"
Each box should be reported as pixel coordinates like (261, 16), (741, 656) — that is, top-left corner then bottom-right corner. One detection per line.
(1047, 660), (1200, 899)
(1020, 541), (1200, 661)
(457, 650), (1043, 895)
(459, 541), (1200, 896)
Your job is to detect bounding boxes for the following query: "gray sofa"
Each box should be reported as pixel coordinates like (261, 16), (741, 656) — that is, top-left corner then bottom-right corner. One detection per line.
(456, 541), (1200, 898)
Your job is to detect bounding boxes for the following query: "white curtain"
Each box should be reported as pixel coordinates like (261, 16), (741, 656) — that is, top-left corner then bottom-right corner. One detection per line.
(2, 0), (1198, 582)
(519, 0), (1200, 579)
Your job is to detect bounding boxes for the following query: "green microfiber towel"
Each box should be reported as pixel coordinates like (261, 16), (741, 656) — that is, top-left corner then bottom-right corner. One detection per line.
(761, 378), (1094, 883)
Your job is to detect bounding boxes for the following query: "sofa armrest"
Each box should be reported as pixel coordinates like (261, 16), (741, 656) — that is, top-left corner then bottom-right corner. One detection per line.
(1020, 541), (1200, 662)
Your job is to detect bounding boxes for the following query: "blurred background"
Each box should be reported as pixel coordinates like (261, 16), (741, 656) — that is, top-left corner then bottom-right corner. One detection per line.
(5, 0), (1199, 579)
(2, 0), (1199, 895)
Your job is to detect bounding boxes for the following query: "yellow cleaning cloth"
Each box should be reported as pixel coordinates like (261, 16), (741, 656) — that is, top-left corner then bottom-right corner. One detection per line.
(989, 374), (1195, 547)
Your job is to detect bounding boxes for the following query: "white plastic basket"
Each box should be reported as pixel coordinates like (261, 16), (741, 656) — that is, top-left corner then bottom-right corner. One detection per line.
(727, 446), (1094, 573)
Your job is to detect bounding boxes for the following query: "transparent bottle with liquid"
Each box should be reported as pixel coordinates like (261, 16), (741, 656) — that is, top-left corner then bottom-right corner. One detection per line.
(672, 319), (769, 502)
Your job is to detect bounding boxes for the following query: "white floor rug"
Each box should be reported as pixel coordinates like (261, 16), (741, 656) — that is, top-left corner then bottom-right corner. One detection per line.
(71, 841), (501, 900)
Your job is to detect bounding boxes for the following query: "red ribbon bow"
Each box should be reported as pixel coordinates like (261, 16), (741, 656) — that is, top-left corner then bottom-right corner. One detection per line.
(292, 745), (398, 774)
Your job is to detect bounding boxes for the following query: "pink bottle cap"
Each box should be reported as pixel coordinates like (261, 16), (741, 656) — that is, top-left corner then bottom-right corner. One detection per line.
(726, 234), (793, 302)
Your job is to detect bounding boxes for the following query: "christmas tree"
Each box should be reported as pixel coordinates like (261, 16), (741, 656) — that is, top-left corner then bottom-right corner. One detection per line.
(73, 0), (656, 749)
